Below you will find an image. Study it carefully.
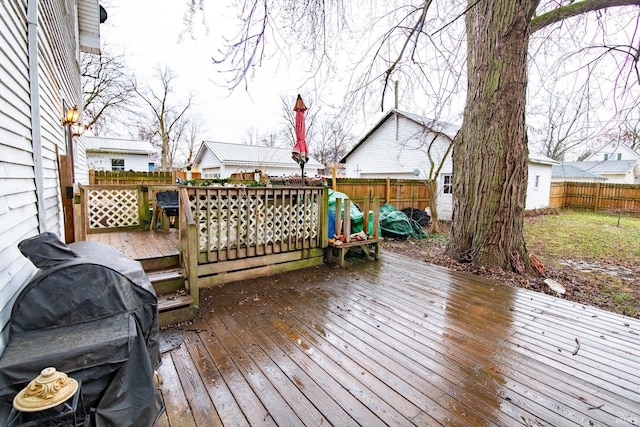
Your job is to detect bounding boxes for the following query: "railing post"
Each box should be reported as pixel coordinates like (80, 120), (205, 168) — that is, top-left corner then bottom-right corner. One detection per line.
(321, 188), (329, 248)
(344, 199), (351, 243)
(372, 198), (380, 239)
(140, 186), (150, 229)
(187, 223), (199, 307)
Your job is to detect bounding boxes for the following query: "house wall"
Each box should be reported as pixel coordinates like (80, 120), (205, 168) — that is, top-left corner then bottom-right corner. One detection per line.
(525, 162), (553, 210)
(198, 148), (222, 178)
(599, 172), (634, 185)
(344, 116), (453, 179)
(197, 150), (320, 178)
(87, 152), (151, 172)
(586, 142), (640, 162)
(0, 0), (84, 352)
(344, 115), (454, 219)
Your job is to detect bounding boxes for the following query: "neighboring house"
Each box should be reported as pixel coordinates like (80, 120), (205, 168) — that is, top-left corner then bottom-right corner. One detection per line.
(561, 160), (640, 184)
(569, 141), (640, 184)
(585, 141), (640, 162)
(341, 109), (557, 220)
(551, 164), (607, 183)
(193, 141), (324, 178)
(0, 0), (103, 353)
(86, 136), (157, 172)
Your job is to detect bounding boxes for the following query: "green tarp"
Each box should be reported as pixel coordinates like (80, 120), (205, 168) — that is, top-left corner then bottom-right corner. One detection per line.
(378, 203), (428, 239)
(328, 190), (426, 239)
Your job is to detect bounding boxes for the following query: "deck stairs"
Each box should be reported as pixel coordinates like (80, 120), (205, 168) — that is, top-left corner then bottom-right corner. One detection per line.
(139, 254), (197, 327)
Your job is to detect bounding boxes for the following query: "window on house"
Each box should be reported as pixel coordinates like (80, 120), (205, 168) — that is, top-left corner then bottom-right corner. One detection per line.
(148, 163), (155, 171)
(111, 159), (125, 171)
(442, 174), (453, 194)
(535, 175), (540, 189)
(617, 153), (622, 160)
(604, 154), (609, 160)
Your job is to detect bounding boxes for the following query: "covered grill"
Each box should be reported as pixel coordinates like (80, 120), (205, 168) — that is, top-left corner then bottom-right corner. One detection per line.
(0, 232), (163, 426)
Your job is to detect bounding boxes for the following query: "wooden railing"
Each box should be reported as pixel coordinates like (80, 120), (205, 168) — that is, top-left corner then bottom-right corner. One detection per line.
(183, 186), (327, 287)
(179, 187), (199, 307)
(76, 184), (178, 238)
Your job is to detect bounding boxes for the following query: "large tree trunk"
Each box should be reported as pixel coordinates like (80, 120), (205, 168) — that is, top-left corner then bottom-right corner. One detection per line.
(446, 0), (539, 271)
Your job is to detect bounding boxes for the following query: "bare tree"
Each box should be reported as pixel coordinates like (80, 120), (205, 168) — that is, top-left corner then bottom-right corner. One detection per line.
(314, 117), (354, 166)
(176, 116), (206, 166)
(242, 127), (261, 145)
(417, 125), (454, 234)
(196, 0), (640, 273)
(134, 66), (194, 171)
(528, 81), (598, 161)
(620, 119), (640, 151)
(259, 131), (281, 147)
(81, 47), (136, 135)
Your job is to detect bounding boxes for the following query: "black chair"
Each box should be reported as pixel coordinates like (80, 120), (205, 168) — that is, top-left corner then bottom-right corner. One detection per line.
(152, 190), (179, 230)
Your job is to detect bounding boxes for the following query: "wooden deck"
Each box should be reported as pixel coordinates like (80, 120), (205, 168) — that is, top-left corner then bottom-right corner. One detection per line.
(86, 229), (179, 261)
(153, 251), (640, 427)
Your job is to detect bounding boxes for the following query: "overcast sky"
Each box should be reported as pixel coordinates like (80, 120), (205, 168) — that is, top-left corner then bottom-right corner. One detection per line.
(99, 1), (640, 160)
(100, 0), (339, 143)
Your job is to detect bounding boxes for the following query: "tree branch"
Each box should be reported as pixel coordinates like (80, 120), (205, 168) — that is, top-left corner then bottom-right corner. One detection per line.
(531, 0), (640, 33)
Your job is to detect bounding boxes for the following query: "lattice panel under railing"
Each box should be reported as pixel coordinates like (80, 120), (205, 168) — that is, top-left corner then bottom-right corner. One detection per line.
(189, 189), (320, 253)
(87, 188), (140, 229)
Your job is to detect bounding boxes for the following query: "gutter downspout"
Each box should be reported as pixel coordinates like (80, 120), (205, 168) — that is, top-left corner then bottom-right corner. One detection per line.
(28, 0), (47, 232)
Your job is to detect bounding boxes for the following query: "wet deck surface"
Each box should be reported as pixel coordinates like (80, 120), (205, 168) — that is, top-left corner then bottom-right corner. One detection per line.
(154, 252), (640, 426)
(86, 229), (179, 260)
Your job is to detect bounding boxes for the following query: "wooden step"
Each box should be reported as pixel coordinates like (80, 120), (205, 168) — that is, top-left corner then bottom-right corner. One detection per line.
(139, 254), (180, 272)
(147, 267), (186, 295)
(158, 293), (193, 311)
(158, 292), (197, 327)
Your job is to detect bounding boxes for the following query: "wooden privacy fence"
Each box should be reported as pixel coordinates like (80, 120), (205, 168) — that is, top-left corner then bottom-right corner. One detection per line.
(550, 182), (640, 214)
(89, 170), (201, 185)
(330, 177), (430, 210)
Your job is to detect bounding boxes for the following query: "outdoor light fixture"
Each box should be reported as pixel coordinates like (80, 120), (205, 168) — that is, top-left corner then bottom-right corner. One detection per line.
(62, 105), (80, 125)
(71, 122), (85, 137)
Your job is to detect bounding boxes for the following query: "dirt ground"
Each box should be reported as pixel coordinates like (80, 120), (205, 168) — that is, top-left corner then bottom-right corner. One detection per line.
(381, 219), (640, 319)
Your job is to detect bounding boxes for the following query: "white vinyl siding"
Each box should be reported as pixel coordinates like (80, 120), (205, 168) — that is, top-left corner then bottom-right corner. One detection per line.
(526, 162), (552, 210)
(0, 0), (89, 353)
(78, 0), (101, 54)
(195, 142), (321, 178)
(87, 152), (152, 172)
(344, 116), (453, 180)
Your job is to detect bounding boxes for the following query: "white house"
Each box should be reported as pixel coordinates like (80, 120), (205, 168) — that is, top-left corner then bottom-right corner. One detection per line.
(341, 109), (557, 220)
(86, 136), (157, 172)
(0, 0), (103, 353)
(567, 141), (640, 184)
(585, 141), (640, 162)
(194, 141), (324, 178)
(560, 160), (639, 184)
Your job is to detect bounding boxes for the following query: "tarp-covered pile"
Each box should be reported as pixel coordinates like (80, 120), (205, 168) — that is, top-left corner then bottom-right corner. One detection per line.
(0, 232), (163, 427)
(328, 189), (366, 233)
(379, 203), (428, 239)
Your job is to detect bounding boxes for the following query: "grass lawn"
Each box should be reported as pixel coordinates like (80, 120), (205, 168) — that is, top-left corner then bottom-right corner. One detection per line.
(524, 210), (640, 262)
(524, 210), (640, 317)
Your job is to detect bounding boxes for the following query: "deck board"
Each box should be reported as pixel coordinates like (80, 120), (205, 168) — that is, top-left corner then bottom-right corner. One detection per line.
(155, 251), (640, 427)
(86, 229), (179, 260)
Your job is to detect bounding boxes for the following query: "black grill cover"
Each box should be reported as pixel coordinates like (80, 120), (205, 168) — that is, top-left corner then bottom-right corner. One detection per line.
(0, 232), (163, 426)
